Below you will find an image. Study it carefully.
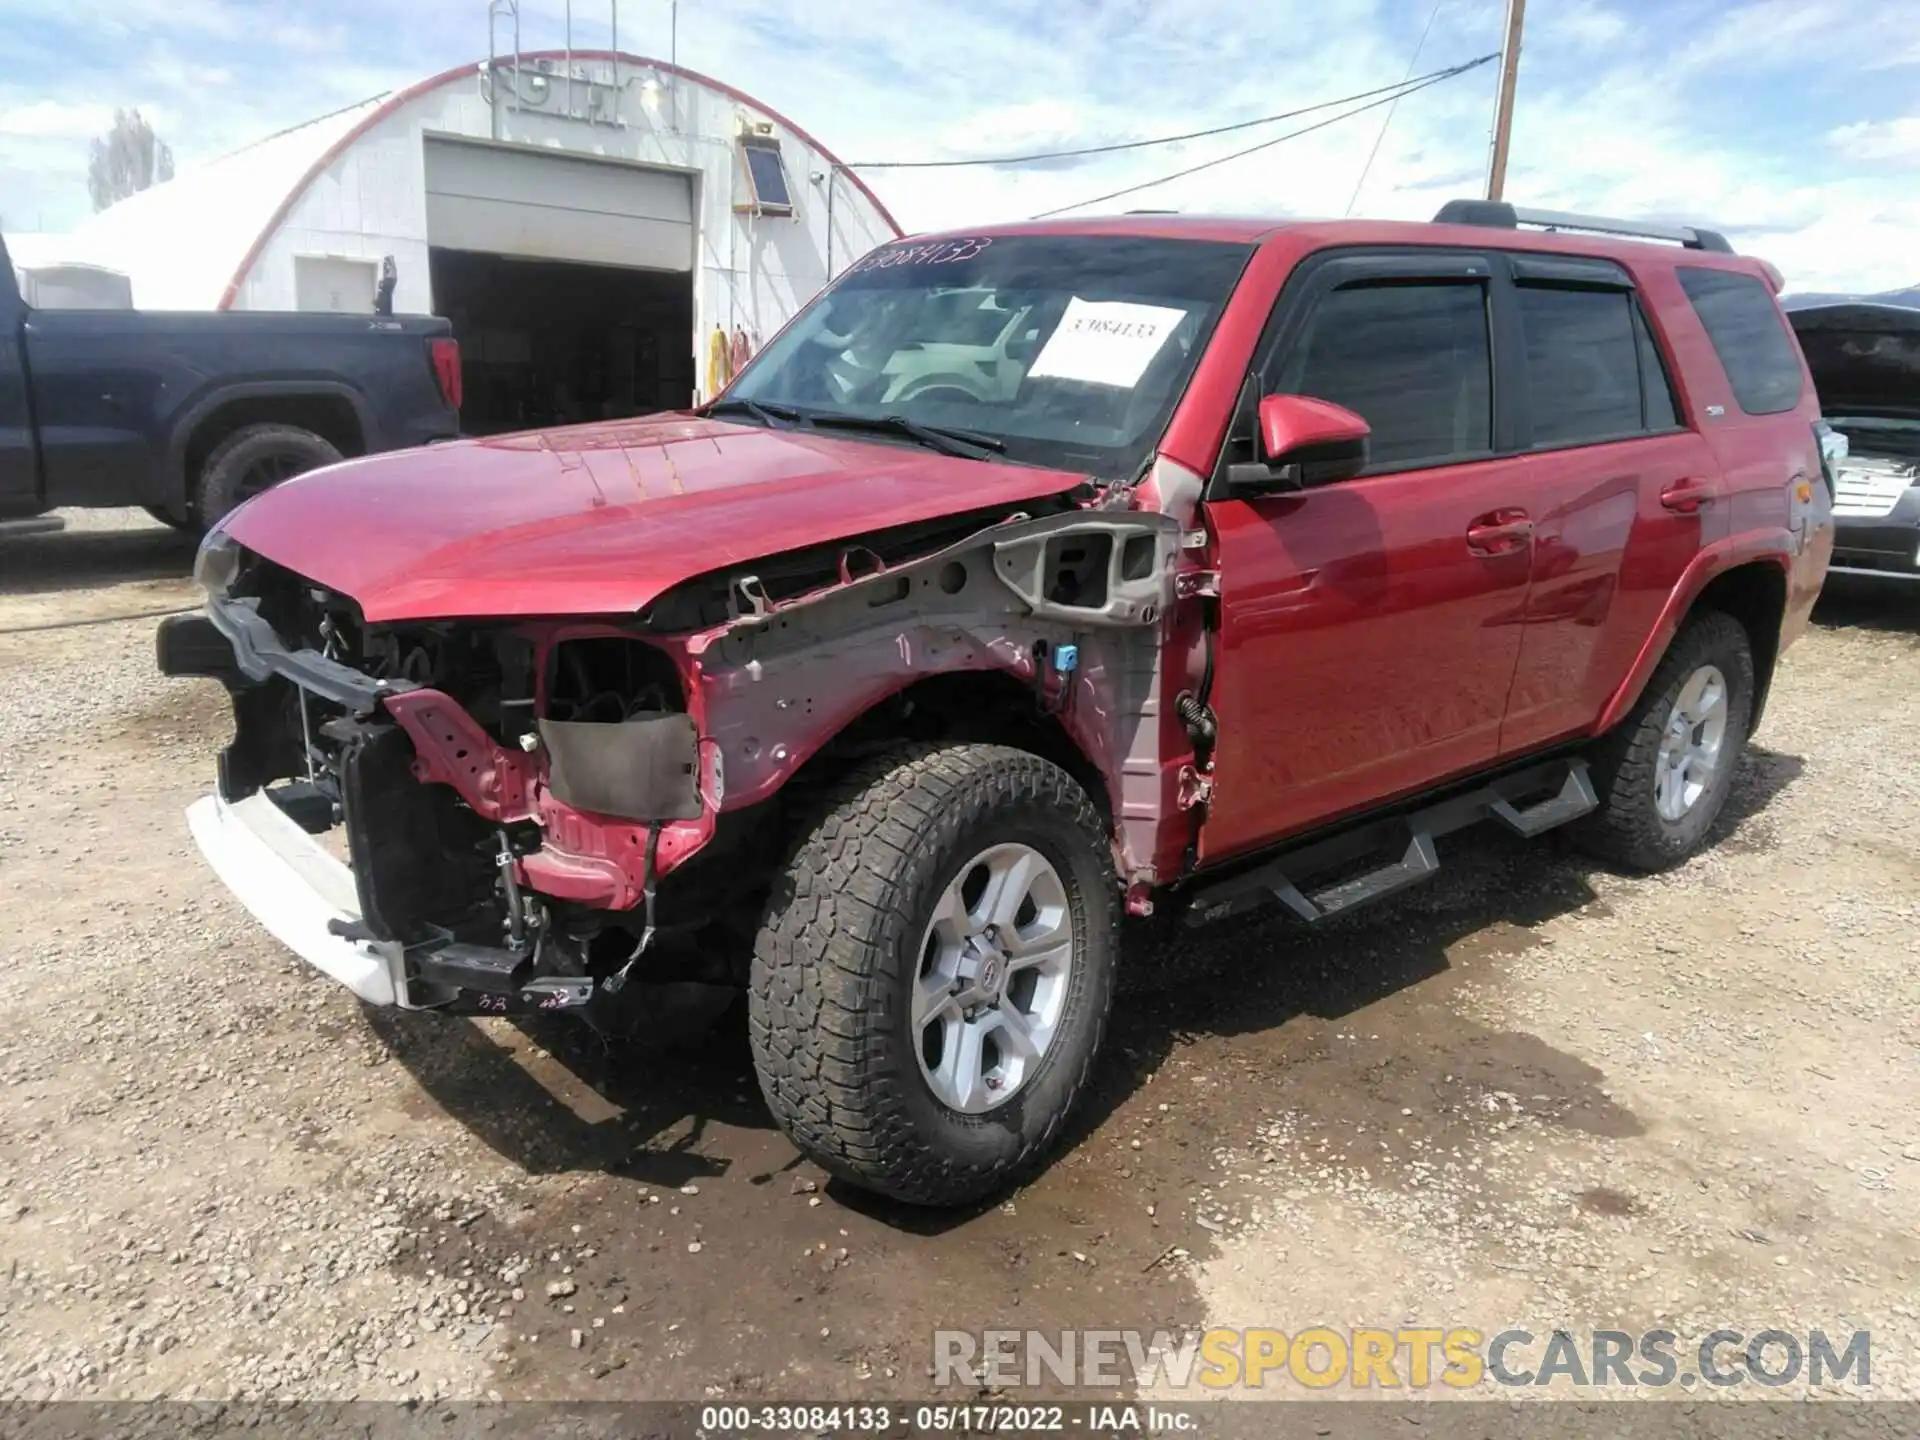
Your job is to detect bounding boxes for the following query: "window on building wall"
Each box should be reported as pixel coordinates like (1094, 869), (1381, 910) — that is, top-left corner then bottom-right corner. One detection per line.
(737, 136), (794, 216)
(293, 255), (378, 314)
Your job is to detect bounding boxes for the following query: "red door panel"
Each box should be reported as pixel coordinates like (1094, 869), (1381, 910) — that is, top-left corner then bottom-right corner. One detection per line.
(1499, 430), (1723, 753)
(1199, 460), (1533, 863)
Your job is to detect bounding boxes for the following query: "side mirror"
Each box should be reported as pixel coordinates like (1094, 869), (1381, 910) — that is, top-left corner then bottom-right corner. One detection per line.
(1226, 394), (1371, 495)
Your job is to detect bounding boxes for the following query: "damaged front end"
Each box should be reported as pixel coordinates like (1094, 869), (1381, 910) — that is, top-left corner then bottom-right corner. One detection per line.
(161, 483), (1195, 1024)
(160, 536), (727, 1021)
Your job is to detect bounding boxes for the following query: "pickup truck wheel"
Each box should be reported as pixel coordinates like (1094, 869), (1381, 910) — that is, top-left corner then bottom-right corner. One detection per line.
(749, 743), (1118, 1206)
(140, 504), (198, 534)
(1574, 611), (1754, 872)
(195, 424), (342, 528)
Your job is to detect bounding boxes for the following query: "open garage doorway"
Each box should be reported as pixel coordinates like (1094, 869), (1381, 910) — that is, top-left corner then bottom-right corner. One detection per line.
(429, 249), (695, 435)
(421, 139), (698, 436)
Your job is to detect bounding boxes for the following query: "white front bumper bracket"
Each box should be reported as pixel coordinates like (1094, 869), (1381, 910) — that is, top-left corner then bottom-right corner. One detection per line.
(186, 792), (409, 1007)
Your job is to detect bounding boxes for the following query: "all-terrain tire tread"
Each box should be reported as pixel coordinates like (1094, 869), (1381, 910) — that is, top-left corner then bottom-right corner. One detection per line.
(195, 423), (342, 528)
(1574, 610), (1754, 873)
(748, 742), (1115, 1205)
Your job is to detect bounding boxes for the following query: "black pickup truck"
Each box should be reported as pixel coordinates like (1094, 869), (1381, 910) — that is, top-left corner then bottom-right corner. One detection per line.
(2, 232), (461, 537)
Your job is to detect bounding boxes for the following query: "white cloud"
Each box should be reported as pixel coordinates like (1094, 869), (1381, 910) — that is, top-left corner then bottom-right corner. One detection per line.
(1828, 117), (1920, 164)
(1671, 0), (1873, 75)
(1542, 0), (1631, 51)
(660, 0), (1920, 295)
(3, 0), (1917, 294)
(17, 0), (247, 39)
(1742, 205), (1920, 294)
(931, 100), (1106, 164)
(0, 99), (115, 138)
(1863, 38), (1920, 70)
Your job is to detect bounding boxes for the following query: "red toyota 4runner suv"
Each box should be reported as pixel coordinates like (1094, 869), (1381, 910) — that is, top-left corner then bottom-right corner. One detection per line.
(159, 202), (1835, 1205)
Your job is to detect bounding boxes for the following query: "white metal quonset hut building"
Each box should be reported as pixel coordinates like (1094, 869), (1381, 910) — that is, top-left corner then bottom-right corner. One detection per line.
(61, 49), (901, 432)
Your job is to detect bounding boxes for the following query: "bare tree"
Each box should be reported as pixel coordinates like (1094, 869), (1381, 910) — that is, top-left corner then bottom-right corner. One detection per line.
(87, 109), (176, 212)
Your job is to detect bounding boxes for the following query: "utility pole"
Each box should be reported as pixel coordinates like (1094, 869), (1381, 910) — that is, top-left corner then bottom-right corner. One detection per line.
(1485, 0), (1526, 201)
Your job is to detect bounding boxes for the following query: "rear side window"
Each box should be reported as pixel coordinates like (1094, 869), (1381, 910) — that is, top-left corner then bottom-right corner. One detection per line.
(1633, 306), (1680, 430)
(1277, 281), (1492, 469)
(1678, 267), (1804, 415)
(1515, 285), (1643, 447)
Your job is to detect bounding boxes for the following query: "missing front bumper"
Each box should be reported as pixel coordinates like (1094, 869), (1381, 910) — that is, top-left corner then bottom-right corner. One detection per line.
(187, 791), (600, 1015)
(165, 594), (713, 962)
(185, 792), (411, 1007)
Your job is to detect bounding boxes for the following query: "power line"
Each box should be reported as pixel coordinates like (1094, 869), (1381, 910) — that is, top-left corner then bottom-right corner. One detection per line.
(1030, 53), (1497, 220)
(1348, 0), (1448, 217)
(844, 57), (1495, 171)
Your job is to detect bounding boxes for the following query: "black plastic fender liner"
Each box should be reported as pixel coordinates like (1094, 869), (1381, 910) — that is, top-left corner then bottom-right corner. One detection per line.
(214, 679), (305, 802)
(337, 721), (495, 943)
(537, 713), (703, 822)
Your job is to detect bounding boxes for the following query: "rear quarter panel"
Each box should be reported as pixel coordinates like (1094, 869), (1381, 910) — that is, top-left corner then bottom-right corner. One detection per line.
(1593, 260), (1825, 732)
(1659, 262), (1827, 651)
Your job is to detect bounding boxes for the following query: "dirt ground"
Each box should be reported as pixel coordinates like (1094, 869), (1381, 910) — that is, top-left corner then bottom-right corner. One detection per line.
(1, 509), (1915, 1407)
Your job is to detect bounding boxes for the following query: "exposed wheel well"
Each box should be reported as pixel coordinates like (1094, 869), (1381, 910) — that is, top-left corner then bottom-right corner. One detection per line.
(787, 670), (1112, 828)
(651, 671), (1115, 961)
(182, 395), (365, 494)
(1690, 561), (1787, 730)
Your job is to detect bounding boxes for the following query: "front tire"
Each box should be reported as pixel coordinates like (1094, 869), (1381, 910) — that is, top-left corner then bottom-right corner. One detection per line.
(748, 743), (1118, 1206)
(1573, 610), (1755, 872)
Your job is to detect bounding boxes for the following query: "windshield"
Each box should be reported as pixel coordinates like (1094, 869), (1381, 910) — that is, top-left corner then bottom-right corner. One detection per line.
(725, 234), (1254, 477)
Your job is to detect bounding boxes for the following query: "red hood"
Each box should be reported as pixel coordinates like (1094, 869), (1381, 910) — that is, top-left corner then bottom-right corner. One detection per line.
(220, 415), (1088, 623)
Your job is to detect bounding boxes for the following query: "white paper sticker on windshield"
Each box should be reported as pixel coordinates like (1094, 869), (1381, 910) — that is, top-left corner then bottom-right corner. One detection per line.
(1026, 298), (1188, 388)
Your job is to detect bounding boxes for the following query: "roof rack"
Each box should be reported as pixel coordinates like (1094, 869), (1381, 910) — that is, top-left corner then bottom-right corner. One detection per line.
(1433, 199), (1733, 254)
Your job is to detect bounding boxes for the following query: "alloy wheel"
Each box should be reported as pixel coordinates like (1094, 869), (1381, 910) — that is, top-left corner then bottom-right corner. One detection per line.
(912, 842), (1075, 1114)
(1654, 662), (1730, 822)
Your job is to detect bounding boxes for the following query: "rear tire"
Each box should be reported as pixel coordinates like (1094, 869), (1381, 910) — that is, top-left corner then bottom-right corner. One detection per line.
(194, 424), (342, 529)
(1573, 611), (1754, 872)
(748, 743), (1118, 1206)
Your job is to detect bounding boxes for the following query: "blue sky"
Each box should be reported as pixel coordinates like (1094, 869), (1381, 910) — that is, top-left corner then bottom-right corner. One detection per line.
(2, 0), (1916, 291)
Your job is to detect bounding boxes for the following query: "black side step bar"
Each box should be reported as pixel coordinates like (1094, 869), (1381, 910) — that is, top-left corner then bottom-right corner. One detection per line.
(1489, 764), (1600, 838)
(1186, 757), (1598, 927)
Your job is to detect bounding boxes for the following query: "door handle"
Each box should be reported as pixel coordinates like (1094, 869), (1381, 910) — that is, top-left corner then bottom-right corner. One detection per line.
(1661, 478), (1717, 513)
(1466, 509), (1533, 556)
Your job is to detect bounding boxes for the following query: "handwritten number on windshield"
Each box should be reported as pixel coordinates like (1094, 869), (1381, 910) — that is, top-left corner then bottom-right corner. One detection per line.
(848, 237), (994, 275)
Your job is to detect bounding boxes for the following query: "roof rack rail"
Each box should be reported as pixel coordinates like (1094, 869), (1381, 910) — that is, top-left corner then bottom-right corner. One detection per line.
(1433, 199), (1733, 254)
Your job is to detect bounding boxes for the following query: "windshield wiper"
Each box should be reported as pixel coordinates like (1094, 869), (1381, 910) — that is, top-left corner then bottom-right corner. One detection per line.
(701, 397), (807, 429)
(804, 411), (1007, 460)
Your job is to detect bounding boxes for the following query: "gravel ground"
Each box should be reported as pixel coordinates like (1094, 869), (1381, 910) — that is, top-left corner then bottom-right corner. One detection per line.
(1172, 598), (1920, 1398)
(1, 508), (1915, 1408)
